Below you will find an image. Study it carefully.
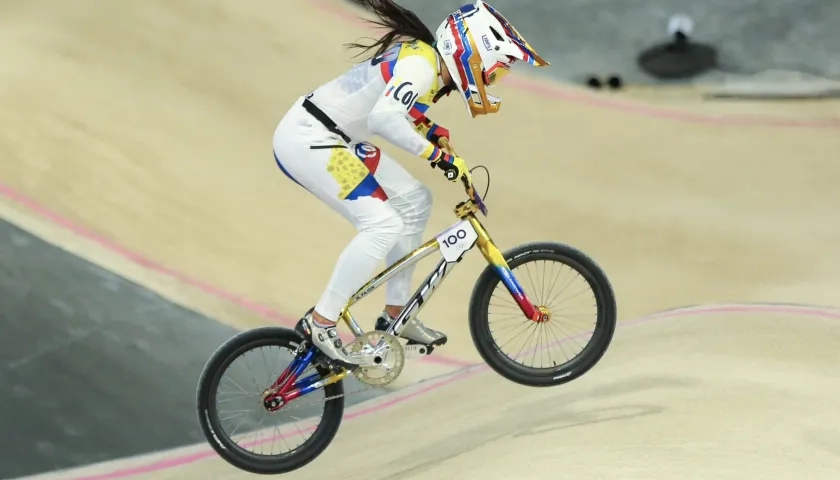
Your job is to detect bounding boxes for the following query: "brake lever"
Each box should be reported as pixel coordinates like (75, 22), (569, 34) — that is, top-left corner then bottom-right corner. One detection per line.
(438, 138), (488, 216)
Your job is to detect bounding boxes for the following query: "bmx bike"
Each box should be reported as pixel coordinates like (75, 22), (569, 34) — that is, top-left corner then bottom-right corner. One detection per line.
(196, 140), (617, 475)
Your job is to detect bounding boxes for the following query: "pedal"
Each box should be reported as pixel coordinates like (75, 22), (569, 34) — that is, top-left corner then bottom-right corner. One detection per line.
(314, 351), (359, 373)
(407, 337), (447, 348)
(376, 316), (448, 349)
(404, 343), (434, 359)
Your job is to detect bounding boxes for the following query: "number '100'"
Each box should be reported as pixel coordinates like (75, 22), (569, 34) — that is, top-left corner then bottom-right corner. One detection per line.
(442, 229), (468, 247)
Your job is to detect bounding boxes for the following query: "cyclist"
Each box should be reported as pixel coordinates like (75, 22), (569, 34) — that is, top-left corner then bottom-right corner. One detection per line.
(272, 0), (548, 367)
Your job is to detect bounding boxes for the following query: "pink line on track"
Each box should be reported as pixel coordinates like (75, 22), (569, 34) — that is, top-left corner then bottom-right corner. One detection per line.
(70, 366), (484, 480)
(628, 303), (840, 323)
(4, 6), (840, 476)
(0, 182), (472, 369)
(63, 301), (840, 480)
(311, 0), (840, 130)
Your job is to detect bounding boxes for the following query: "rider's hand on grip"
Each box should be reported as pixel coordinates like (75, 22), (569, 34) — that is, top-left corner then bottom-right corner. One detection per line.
(434, 155), (472, 183)
(432, 138), (472, 184)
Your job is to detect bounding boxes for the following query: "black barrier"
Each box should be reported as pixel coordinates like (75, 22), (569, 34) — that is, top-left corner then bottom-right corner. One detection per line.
(637, 31), (718, 80)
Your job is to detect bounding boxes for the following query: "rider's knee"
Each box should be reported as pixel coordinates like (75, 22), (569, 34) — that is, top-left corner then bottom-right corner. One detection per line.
(363, 208), (405, 257)
(394, 184), (433, 228)
(410, 184), (433, 220)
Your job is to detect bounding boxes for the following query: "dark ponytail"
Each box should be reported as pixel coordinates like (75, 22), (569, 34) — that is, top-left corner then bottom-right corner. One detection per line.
(345, 0), (436, 60)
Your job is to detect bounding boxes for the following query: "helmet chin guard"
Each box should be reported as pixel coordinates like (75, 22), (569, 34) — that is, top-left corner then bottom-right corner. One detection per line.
(435, 1), (549, 117)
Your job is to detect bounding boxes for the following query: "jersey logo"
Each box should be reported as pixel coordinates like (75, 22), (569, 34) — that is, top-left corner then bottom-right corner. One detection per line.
(386, 80), (419, 110)
(354, 142), (380, 160)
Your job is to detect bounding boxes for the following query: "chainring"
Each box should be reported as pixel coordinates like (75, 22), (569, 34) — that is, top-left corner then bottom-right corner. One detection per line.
(345, 331), (405, 387)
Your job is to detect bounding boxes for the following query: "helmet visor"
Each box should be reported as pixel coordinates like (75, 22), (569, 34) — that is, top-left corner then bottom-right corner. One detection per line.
(483, 59), (513, 86)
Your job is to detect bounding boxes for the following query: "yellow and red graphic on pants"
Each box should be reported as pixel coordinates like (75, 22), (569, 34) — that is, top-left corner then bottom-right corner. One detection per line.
(325, 145), (387, 201)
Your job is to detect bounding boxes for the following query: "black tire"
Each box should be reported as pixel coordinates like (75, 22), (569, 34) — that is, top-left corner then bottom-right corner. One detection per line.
(196, 327), (344, 475)
(468, 242), (617, 387)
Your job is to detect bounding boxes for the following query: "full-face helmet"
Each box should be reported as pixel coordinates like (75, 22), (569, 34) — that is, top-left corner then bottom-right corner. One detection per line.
(435, 1), (549, 117)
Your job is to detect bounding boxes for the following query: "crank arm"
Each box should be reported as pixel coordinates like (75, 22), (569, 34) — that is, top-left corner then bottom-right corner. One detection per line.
(403, 344), (434, 359)
(345, 338), (397, 368)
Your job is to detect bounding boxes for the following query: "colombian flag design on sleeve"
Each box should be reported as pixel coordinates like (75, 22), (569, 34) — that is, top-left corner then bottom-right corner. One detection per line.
(375, 40), (440, 123)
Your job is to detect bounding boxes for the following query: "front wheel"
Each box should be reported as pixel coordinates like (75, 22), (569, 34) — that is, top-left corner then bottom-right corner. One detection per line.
(468, 242), (617, 387)
(196, 327), (344, 474)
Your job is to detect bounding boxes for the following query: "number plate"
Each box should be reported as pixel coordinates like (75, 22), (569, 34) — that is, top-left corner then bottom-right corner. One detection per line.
(435, 220), (478, 263)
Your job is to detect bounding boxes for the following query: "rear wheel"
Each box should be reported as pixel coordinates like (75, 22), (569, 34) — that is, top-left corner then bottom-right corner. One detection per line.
(196, 327), (344, 474)
(468, 242), (617, 387)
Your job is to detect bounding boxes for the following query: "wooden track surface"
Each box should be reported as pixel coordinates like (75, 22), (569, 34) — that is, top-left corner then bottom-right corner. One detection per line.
(3, 1), (840, 479)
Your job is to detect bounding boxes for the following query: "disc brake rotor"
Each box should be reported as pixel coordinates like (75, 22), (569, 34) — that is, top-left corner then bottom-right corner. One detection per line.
(345, 331), (405, 387)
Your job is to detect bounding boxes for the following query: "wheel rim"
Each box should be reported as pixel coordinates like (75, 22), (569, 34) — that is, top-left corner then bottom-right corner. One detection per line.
(208, 341), (328, 459)
(487, 256), (601, 371)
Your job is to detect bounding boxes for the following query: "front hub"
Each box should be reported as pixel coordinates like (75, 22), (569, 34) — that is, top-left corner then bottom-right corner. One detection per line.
(533, 305), (551, 323)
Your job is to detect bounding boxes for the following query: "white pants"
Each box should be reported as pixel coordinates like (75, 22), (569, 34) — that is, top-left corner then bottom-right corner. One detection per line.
(272, 98), (433, 321)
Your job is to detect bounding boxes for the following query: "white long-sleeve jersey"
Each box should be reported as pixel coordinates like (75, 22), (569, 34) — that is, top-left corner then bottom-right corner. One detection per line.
(306, 40), (450, 162)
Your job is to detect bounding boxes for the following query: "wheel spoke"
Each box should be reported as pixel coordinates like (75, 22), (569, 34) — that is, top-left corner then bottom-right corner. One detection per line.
(198, 330), (344, 472)
(477, 246), (616, 387)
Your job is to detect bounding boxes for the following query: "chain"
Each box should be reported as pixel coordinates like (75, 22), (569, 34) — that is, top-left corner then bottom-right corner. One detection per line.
(283, 334), (414, 406)
(323, 376), (382, 402)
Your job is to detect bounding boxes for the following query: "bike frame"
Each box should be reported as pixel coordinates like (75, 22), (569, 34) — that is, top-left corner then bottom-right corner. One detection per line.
(264, 138), (546, 407)
(263, 194), (544, 409)
(339, 203), (541, 338)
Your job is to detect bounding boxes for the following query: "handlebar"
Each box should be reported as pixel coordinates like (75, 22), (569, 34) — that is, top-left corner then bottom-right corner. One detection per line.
(436, 138), (488, 216)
